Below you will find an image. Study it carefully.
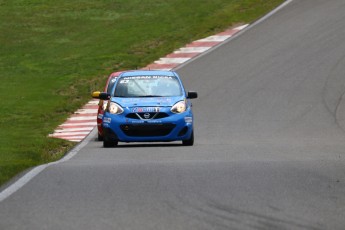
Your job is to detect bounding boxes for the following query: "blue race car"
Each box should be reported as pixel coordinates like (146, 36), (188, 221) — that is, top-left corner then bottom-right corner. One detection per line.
(94, 70), (198, 147)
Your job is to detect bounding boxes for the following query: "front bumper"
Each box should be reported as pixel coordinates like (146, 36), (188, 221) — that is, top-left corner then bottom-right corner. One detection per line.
(102, 108), (193, 143)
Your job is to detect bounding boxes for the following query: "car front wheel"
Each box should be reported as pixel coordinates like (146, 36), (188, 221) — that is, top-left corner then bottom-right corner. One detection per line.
(98, 133), (103, 141)
(103, 140), (118, 148)
(182, 131), (194, 146)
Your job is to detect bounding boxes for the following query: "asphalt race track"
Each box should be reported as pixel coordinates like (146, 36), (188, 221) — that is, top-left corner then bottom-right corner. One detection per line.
(1, 0), (345, 229)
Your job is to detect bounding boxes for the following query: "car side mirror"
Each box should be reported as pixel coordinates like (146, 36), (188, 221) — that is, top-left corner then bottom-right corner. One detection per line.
(187, 91), (198, 99)
(92, 91), (111, 100)
(92, 91), (101, 99)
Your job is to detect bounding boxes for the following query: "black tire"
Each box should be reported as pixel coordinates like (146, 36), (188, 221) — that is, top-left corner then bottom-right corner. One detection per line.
(98, 133), (103, 141)
(182, 131), (194, 146)
(103, 140), (118, 148)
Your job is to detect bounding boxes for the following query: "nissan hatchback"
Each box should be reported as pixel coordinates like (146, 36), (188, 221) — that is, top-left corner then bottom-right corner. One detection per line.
(92, 70), (197, 147)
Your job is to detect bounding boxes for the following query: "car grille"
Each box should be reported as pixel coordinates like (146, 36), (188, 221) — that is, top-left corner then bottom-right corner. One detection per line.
(120, 123), (176, 137)
(125, 112), (169, 120)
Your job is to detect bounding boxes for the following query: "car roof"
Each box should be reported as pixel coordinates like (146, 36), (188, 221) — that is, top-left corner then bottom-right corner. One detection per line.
(120, 70), (177, 77)
(109, 71), (124, 78)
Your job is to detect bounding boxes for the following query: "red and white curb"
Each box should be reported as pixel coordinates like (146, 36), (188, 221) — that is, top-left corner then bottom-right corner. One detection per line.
(49, 24), (248, 142)
(48, 100), (99, 142)
(144, 24), (248, 71)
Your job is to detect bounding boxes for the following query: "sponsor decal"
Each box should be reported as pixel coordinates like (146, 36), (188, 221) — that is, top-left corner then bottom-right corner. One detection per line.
(119, 97), (172, 103)
(122, 75), (173, 80)
(97, 114), (104, 119)
(129, 120), (162, 124)
(103, 117), (111, 123)
(184, 117), (193, 123)
(132, 107), (160, 113)
(119, 79), (129, 84)
(130, 120), (145, 124)
(147, 120), (162, 124)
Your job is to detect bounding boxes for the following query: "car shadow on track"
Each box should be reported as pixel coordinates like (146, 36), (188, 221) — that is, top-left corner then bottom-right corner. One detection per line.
(94, 138), (185, 148)
(115, 143), (184, 148)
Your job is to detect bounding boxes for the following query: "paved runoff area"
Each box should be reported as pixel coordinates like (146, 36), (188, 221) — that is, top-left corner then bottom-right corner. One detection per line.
(49, 24), (248, 142)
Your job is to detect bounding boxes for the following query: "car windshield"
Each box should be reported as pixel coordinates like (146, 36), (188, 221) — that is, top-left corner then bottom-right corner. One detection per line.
(114, 75), (182, 97)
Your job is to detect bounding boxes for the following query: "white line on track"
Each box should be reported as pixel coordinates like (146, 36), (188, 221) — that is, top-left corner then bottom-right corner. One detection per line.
(234, 24), (249, 30)
(0, 129), (96, 202)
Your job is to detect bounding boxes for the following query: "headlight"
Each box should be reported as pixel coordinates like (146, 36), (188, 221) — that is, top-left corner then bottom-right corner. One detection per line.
(107, 102), (124, 114)
(171, 100), (186, 113)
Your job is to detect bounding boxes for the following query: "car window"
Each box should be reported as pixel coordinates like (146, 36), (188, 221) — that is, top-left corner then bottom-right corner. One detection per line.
(114, 75), (182, 97)
(106, 77), (118, 93)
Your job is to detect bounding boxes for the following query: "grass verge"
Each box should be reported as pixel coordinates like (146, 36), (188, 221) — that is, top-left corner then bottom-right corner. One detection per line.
(0, 0), (285, 186)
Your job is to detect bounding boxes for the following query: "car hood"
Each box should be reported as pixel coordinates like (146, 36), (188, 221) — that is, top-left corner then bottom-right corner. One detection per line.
(112, 96), (184, 108)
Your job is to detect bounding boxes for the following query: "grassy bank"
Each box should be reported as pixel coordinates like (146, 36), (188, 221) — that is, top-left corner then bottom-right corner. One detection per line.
(0, 0), (284, 186)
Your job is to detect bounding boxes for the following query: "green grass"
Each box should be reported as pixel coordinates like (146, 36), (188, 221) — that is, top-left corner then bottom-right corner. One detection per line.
(0, 0), (284, 186)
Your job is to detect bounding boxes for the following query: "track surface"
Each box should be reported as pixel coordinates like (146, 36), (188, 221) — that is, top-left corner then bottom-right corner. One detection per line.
(1, 0), (345, 229)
